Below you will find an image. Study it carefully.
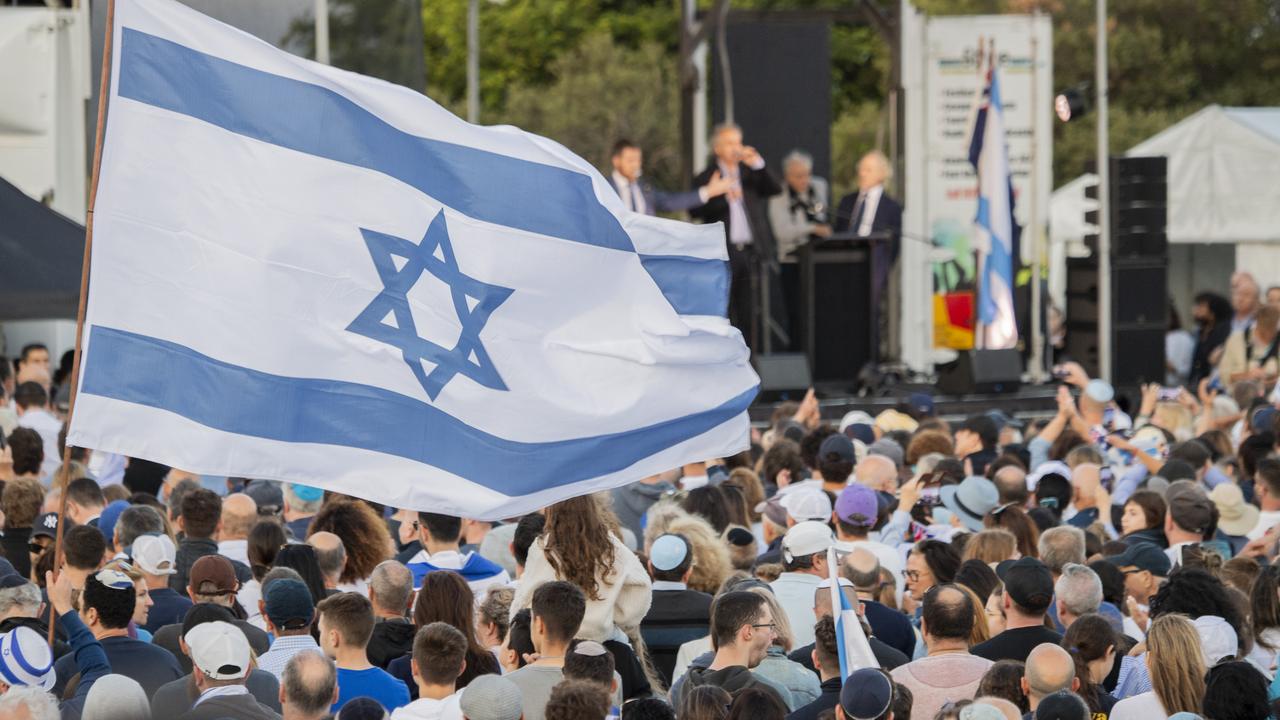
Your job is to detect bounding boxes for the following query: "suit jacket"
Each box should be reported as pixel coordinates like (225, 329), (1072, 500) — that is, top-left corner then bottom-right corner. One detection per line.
(689, 160), (783, 259)
(833, 187), (903, 298)
(178, 691), (282, 720)
(152, 670), (282, 719)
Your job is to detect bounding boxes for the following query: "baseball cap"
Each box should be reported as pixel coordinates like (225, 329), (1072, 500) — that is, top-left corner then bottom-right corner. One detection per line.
(131, 534), (177, 576)
(940, 476), (999, 532)
(1157, 460), (1197, 483)
(996, 557), (1054, 612)
(460, 674), (523, 720)
(181, 603), (238, 639)
(844, 423), (876, 445)
(781, 487), (833, 523)
(338, 697), (389, 720)
(782, 521), (835, 563)
(649, 534), (690, 572)
(1252, 405), (1278, 434)
(819, 433), (856, 464)
(874, 409), (918, 433)
(289, 483), (325, 503)
(1105, 541), (1172, 576)
(98, 500), (131, 546)
(867, 439), (905, 469)
(189, 555), (238, 595)
(244, 480), (284, 513)
(1210, 482), (1259, 537)
(264, 578), (315, 630)
(907, 392), (935, 418)
(838, 667), (893, 720)
(835, 484), (878, 528)
(1168, 488), (1215, 536)
(30, 512), (66, 541)
(0, 625), (55, 690)
(839, 411), (875, 432)
(186, 620), (251, 680)
(1193, 615), (1237, 667)
(759, 498), (789, 527)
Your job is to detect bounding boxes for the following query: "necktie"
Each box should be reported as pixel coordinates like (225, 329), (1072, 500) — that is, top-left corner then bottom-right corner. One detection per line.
(850, 192), (866, 234)
(631, 183), (643, 214)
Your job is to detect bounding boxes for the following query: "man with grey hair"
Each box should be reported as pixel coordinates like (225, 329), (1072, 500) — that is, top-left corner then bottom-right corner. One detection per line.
(0, 686), (60, 720)
(1054, 563), (1103, 630)
(1037, 526), (1086, 578)
(306, 532), (346, 592)
(0, 578), (67, 658)
(280, 650), (337, 720)
(366, 560), (416, 669)
(690, 123), (783, 348)
(834, 149), (902, 354)
(283, 483), (324, 541)
(112, 504), (166, 556)
(768, 149), (831, 263)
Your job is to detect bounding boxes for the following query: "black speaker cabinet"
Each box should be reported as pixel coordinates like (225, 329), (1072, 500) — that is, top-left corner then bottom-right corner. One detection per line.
(936, 349), (1023, 396)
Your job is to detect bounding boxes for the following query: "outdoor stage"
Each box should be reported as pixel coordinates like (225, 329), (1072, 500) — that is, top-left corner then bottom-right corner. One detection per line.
(747, 383), (1060, 425)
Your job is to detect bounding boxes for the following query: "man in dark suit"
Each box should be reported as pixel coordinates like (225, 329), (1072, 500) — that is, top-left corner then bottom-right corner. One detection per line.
(834, 150), (902, 358)
(689, 124), (783, 350)
(609, 139), (732, 215)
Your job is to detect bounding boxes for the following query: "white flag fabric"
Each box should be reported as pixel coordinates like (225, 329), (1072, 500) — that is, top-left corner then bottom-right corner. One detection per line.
(67, 0), (758, 519)
(968, 62), (1020, 350)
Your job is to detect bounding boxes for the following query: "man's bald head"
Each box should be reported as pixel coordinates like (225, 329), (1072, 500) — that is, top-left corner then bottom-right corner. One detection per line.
(1024, 643), (1077, 699)
(1071, 463), (1101, 505)
(307, 531), (346, 585)
(921, 584), (973, 642)
(219, 493), (258, 540)
(993, 465), (1028, 505)
(841, 548), (882, 591)
(281, 649), (337, 717)
(854, 455), (897, 492)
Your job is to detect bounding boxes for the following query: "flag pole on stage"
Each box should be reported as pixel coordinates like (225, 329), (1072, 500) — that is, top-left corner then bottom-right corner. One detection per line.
(49, 0), (114, 647)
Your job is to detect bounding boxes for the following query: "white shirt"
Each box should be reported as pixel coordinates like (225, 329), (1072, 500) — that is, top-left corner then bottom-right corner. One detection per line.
(193, 684), (251, 707)
(652, 581), (687, 591)
(1109, 690), (1168, 720)
(719, 157), (766, 246)
(1165, 541), (1196, 568)
(612, 171), (647, 215)
(854, 185), (884, 236)
(1249, 510), (1280, 540)
(17, 407), (63, 479)
(389, 692), (463, 720)
(769, 572), (822, 648)
(218, 539), (250, 567)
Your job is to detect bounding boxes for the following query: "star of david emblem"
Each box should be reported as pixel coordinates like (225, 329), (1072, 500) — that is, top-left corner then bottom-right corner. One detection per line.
(347, 211), (512, 400)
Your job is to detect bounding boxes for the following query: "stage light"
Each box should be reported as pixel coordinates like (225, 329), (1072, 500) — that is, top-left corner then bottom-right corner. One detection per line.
(1055, 86), (1090, 122)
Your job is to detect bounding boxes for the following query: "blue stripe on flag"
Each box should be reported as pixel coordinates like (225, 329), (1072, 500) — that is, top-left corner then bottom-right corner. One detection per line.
(116, 28), (729, 318)
(638, 256), (729, 317)
(80, 326), (757, 494)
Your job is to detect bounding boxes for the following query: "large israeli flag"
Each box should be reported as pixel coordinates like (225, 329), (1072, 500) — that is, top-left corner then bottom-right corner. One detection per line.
(967, 62), (1020, 350)
(67, 0), (758, 519)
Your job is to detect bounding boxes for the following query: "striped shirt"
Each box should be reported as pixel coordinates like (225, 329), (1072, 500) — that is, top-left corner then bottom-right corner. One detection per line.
(256, 634), (321, 679)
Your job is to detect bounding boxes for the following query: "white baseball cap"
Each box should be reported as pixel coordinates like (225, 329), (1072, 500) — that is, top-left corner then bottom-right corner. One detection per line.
(131, 534), (177, 576)
(186, 621), (251, 680)
(782, 521), (835, 563)
(781, 487), (833, 523)
(0, 625), (55, 690)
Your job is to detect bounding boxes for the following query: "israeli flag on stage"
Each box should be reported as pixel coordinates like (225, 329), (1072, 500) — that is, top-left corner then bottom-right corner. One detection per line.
(967, 60), (1020, 350)
(67, 0), (758, 519)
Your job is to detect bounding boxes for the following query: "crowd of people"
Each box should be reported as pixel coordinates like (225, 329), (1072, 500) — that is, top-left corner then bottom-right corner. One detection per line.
(5, 275), (1280, 720)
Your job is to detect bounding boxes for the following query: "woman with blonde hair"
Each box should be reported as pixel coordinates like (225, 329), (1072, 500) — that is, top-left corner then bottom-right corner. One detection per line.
(643, 502), (731, 594)
(513, 495), (651, 642)
(1110, 613), (1206, 720)
(962, 529), (1019, 566)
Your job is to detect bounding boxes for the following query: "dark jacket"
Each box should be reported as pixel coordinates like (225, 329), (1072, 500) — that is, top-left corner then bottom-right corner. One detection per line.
(672, 664), (787, 709)
(690, 160), (783, 258)
(862, 599), (917, 658)
(833, 189), (903, 302)
(57, 611), (111, 720)
(640, 587), (713, 684)
(368, 617), (416, 669)
(53, 634), (183, 698)
(154, 618), (271, 674)
(787, 676), (841, 720)
(788, 635), (909, 676)
(0, 526), (32, 578)
(171, 537), (252, 593)
(177, 691), (282, 720)
(152, 670), (282, 718)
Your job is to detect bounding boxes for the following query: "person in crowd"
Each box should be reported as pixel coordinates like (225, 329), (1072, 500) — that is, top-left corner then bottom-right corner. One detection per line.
(179, 620), (281, 720)
(1053, 564), (1103, 630)
(273, 544), (330, 604)
(544, 679), (612, 720)
(1190, 291), (1233, 387)
(1118, 490), (1167, 543)
(1248, 458), (1280, 540)
(404, 512), (508, 595)
(644, 502), (734, 595)
(13, 381), (61, 478)
(307, 531), (347, 592)
(1061, 614), (1119, 718)
(889, 584), (993, 720)
(742, 586), (819, 708)
(1110, 614), (1205, 720)
(0, 478), (43, 578)
(153, 556), (272, 673)
(992, 465), (1029, 507)
(903, 540), (962, 617)
(1217, 302), (1280, 383)
(669, 590), (790, 707)
(243, 520), (288, 629)
(1020, 644), (1078, 716)
(962, 529), (1018, 566)
(640, 533), (713, 684)
(787, 615), (843, 720)
(832, 150), (902, 319)
(459, 674), (523, 720)
(476, 585), (513, 657)
(609, 139), (731, 216)
(0, 576), (67, 660)
(257, 579), (320, 679)
(1230, 271), (1262, 333)
(6, 428), (44, 483)
(149, 603), (284, 718)
(317, 591), (410, 713)
(1202, 661), (1270, 720)
(282, 484), (324, 540)
(110, 504), (166, 559)
(1247, 565), (1280, 678)
(514, 495), (650, 644)
(611, 473), (678, 540)
(1103, 542), (1170, 620)
(679, 685), (731, 720)
(977, 660), (1030, 715)
(506, 580), (587, 720)
(80, 674), (150, 720)
(841, 548), (916, 658)
(388, 623), (467, 720)
(833, 484), (904, 601)
(367, 560), (416, 670)
(984, 505), (1041, 560)
(63, 477), (106, 529)
(689, 123), (783, 344)
(768, 149), (831, 344)
(388, 570), (500, 695)
(59, 523), (106, 593)
(309, 499), (396, 592)
(1163, 483), (1216, 568)
(953, 416), (1000, 477)
(172, 488), (252, 591)
(787, 577), (910, 675)
(770, 521), (833, 649)
(216, 493), (258, 566)
(280, 650), (338, 720)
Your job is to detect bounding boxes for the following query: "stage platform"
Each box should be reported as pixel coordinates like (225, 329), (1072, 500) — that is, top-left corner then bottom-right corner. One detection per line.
(748, 383), (1060, 425)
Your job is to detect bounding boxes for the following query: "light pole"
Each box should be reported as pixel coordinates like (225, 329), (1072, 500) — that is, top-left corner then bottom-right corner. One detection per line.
(1095, 0), (1111, 382)
(315, 0), (330, 65)
(467, 0), (479, 123)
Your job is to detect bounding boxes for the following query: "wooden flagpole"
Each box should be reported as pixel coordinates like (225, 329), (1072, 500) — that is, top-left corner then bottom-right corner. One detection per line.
(49, 0), (115, 646)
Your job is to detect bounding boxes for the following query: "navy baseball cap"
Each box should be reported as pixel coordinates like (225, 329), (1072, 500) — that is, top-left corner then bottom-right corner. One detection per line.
(1105, 541), (1172, 577)
(839, 667), (893, 720)
(264, 578), (315, 630)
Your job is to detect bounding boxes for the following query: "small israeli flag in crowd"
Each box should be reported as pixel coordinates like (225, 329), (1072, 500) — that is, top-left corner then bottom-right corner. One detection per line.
(68, 0), (758, 518)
